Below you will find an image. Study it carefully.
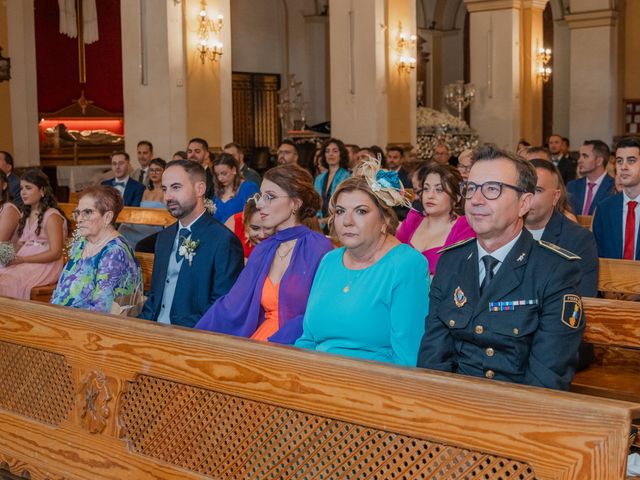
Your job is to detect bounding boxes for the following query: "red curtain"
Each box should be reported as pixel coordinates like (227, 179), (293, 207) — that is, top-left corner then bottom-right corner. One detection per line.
(35, 0), (123, 114)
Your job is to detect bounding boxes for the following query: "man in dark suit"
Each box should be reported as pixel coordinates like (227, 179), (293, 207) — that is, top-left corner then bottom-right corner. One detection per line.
(101, 151), (145, 206)
(187, 137), (214, 198)
(527, 160), (598, 296)
(592, 137), (640, 260)
(224, 142), (261, 187)
(566, 140), (615, 215)
(139, 160), (244, 327)
(548, 134), (577, 184)
(0, 150), (22, 207)
(418, 146), (583, 391)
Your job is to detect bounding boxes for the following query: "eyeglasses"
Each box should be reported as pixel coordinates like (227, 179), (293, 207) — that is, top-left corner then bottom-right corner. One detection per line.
(460, 181), (526, 200)
(249, 192), (290, 205)
(149, 168), (164, 174)
(72, 208), (96, 220)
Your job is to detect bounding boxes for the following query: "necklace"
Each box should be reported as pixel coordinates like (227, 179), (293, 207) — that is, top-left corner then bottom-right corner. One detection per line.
(277, 242), (295, 260)
(342, 235), (388, 293)
(83, 232), (116, 257)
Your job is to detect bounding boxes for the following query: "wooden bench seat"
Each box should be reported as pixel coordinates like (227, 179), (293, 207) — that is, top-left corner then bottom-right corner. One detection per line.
(572, 297), (640, 403)
(0, 298), (637, 479)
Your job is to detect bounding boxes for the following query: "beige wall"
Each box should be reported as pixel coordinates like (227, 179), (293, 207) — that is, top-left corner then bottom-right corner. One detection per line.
(0, 1), (12, 153)
(185, 0), (232, 149)
(624, 0), (640, 100)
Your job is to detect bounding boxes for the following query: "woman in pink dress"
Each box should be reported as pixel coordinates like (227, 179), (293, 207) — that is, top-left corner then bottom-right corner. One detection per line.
(396, 163), (475, 275)
(0, 170), (67, 299)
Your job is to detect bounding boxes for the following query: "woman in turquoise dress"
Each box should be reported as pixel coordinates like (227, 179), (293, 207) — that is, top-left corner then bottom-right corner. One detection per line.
(296, 159), (430, 366)
(313, 138), (351, 230)
(211, 153), (259, 223)
(52, 186), (142, 314)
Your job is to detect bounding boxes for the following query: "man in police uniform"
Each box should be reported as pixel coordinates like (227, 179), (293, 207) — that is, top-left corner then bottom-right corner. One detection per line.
(417, 146), (584, 391)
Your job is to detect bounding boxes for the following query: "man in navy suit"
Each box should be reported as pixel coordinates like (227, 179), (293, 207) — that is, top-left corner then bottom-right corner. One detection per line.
(526, 160), (598, 296)
(593, 137), (640, 260)
(566, 140), (615, 215)
(138, 160), (243, 327)
(101, 151), (145, 206)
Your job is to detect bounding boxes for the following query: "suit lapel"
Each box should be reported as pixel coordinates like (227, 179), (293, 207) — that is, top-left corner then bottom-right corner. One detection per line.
(473, 231), (532, 317)
(540, 210), (562, 244)
(456, 244), (480, 312)
(591, 175), (613, 212)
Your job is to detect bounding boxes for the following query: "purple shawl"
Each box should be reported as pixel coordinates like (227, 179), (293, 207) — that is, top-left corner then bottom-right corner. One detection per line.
(195, 225), (333, 344)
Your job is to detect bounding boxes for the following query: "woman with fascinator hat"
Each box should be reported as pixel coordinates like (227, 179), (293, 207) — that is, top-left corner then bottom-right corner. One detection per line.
(296, 157), (430, 366)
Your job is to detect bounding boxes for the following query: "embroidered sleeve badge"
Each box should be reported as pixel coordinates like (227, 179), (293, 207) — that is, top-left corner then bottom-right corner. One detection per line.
(561, 294), (583, 329)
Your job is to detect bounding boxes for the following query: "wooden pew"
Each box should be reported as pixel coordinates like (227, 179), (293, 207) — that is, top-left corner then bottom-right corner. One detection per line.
(0, 298), (637, 480)
(572, 297), (640, 403)
(598, 258), (640, 295)
(577, 214), (593, 229)
(135, 251), (154, 292)
(58, 202), (175, 227)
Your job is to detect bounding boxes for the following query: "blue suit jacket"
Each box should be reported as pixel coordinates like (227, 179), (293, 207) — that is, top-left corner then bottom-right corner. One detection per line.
(101, 178), (145, 207)
(566, 174), (615, 215)
(138, 212), (244, 327)
(592, 193), (640, 260)
(539, 210), (599, 297)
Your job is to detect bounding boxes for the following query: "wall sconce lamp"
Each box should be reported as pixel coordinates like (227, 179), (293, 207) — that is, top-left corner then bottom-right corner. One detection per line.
(0, 47), (10, 82)
(395, 22), (417, 74)
(197, 1), (224, 64)
(536, 45), (552, 83)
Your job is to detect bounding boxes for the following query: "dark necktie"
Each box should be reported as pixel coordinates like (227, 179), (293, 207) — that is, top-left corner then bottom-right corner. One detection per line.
(480, 255), (499, 295)
(175, 228), (191, 263)
(138, 170), (145, 183)
(624, 201), (637, 260)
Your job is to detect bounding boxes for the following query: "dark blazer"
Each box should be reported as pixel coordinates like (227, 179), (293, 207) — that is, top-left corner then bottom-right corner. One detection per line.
(556, 155), (577, 185)
(7, 171), (22, 208)
(101, 178), (145, 206)
(138, 212), (244, 327)
(539, 210), (599, 297)
(592, 193), (640, 260)
(418, 229), (583, 390)
(566, 174), (615, 216)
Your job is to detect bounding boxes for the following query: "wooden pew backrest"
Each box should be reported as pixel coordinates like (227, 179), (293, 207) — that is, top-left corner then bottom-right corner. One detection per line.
(58, 202), (175, 227)
(598, 258), (640, 295)
(135, 251), (154, 292)
(573, 297), (640, 402)
(577, 215), (593, 229)
(0, 298), (637, 480)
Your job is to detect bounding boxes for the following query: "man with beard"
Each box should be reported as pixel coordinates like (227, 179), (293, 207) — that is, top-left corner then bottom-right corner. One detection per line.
(138, 160), (244, 327)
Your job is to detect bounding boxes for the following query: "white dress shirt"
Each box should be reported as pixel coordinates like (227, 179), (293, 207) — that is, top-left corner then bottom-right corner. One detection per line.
(477, 231), (523, 286)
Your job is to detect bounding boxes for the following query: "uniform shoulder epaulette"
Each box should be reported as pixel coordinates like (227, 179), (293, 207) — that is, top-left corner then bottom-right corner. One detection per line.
(537, 240), (581, 260)
(437, 237), (475, 254)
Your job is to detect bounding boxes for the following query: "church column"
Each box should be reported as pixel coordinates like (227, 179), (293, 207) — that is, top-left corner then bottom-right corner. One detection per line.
(463, 0), (522, 149)
(328, 0), (416, 148)
(184, 0), (232, 150)
(519, 0), (546, 146)
(0, 1), (13, 152)
(5, 0), (39, 167)
(121, 1), (187, 163)
(565, 6), (619, 147)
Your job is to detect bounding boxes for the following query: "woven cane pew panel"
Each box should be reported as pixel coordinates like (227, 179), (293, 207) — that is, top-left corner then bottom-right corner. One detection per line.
(119, 375), (535, 479)
(0, 340), (74, 426)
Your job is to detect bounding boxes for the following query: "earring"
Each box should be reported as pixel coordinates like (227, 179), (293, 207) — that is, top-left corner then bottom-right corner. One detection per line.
(292, 209), (297, 215)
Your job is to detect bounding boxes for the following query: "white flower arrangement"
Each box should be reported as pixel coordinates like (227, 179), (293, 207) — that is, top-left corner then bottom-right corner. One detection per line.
(0, 242), (15, 267)
(416, 107), (469, 131)
(204, 198), (217, 215)
(178, 237), (200, 266)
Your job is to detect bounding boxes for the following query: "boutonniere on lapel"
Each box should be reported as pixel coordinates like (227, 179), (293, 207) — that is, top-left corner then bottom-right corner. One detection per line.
(178, 236), (200, 266)
(204, 198), (217, 215)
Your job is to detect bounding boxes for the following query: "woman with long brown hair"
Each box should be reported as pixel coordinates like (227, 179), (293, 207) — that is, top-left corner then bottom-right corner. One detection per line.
(197, 164), (333, 343)
(0, 170), (20, 241)
(0, 169), (67, 299)
(211, 152), (259, 224)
